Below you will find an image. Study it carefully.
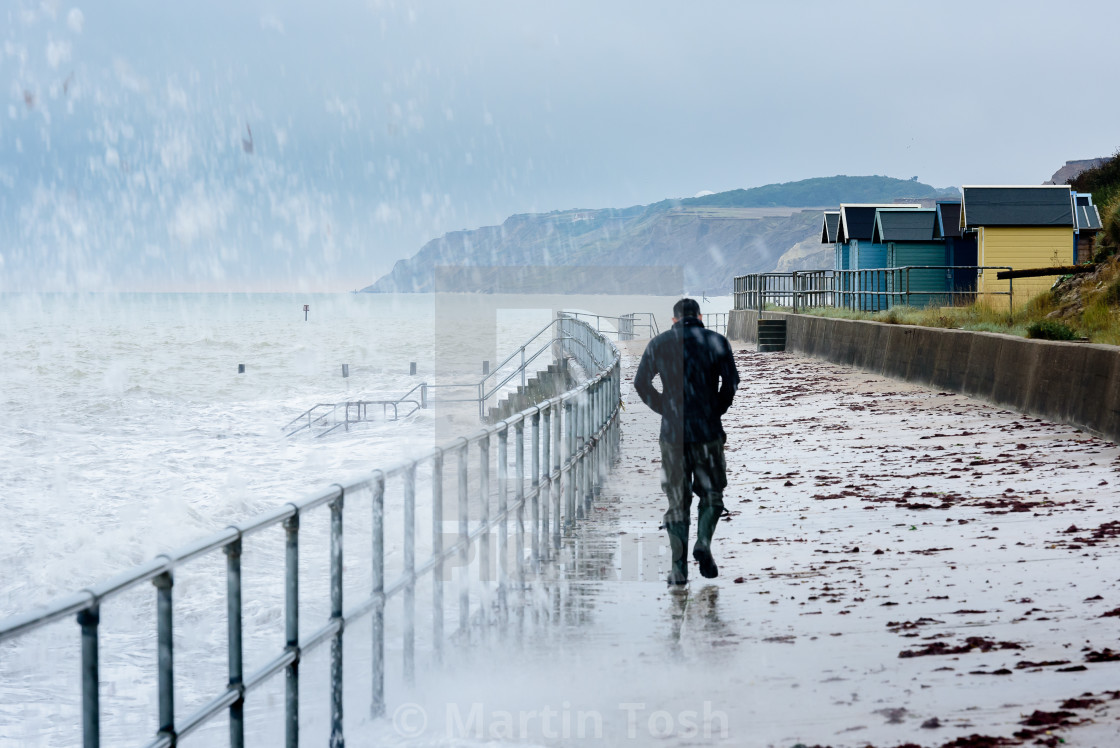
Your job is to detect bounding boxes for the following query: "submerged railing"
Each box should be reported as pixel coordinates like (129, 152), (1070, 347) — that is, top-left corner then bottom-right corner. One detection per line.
(734, 267), (1015, 314)
(286, 311), (655, 431)
(0, 314), (621, 748)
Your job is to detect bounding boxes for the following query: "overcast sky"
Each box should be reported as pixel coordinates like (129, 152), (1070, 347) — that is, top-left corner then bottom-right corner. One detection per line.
(3, 0), (1118, 291)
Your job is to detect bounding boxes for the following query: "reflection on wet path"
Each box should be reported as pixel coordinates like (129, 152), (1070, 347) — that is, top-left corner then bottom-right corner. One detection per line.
(361, 342), (1120, 747)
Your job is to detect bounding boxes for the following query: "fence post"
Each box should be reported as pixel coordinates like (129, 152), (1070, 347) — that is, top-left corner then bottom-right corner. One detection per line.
(514, 419), (525, 581)
(283, 514), (299, 748)
(564, 400), (575, 528)
(154, 571), (175, 744)
(431, 451), (444, 663)
(458, 441), (470, 634)
(225, 539), (245, 748)
(553, 400), (563, 549)
(479, 435), (490, 601)
(497, 426), (508, 615)
(540, 405), (551, 563)
(370, 472), (385, 718)
(531, 411), (541, 568)
(403, 464), (416, 684)
(78, 606), (100, 748)
(329, 494), (344, 748)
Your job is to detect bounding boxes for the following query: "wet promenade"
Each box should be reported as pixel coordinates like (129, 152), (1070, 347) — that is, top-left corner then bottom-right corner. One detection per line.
(369, 340), (1120, 748)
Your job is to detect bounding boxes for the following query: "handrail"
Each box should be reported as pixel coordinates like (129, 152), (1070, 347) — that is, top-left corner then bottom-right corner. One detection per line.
(734, 266), (1016, 315)
(0, 314), (623, 748)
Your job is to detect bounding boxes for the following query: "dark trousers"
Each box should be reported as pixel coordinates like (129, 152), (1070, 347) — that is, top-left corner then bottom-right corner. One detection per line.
(659, 438), (727, 526)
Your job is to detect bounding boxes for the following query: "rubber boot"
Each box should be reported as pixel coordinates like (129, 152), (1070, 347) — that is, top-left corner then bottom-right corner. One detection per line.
(666, 522), (690, 586)
(693, 506), (720, 579)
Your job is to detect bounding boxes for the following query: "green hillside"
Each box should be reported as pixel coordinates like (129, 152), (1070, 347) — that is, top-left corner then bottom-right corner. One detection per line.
(676, 175), (959, 209)
(363, 175), (958, 294)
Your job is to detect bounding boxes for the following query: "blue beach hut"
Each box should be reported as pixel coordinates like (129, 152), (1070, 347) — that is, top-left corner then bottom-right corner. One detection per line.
(933, 200), (978, 302)
(871, 208), (950, 307)
(838, 203), (921, 310)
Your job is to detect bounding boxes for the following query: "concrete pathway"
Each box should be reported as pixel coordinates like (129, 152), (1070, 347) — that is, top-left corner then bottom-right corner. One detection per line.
(373, 341), (1120, 748)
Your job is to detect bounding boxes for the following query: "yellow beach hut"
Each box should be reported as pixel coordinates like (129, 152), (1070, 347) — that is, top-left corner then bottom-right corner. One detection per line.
(960, 185), (1075, 306)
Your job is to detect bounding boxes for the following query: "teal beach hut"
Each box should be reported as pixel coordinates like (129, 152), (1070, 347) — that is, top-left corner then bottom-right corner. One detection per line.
(872, 208), (950, 307)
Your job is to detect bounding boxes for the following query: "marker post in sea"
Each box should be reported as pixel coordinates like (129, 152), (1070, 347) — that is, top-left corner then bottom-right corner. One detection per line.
(303, 304), (310, 321)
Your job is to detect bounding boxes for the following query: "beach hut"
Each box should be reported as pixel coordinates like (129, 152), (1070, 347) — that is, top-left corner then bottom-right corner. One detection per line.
(837, 203), (921, 309)
(960, 186), (1075, 306)
(871, 208), (949, 307)
(1073, 191), (1103, 264)
(821, 211), (842, 267)
(933, 200), (978, 302)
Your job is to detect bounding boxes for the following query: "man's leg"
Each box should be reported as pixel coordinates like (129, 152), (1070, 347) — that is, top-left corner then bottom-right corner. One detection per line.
(660, 440), (692, 586)
(690, 439), (727, 579)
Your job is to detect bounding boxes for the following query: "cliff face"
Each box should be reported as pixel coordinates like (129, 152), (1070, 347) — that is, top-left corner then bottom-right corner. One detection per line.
(363, 176), (958, 294)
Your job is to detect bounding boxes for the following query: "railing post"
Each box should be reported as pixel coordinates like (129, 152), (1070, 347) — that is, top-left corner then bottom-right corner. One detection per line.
(458, 441), (470, 634)
(403, 464), (416, 685)
(225, 539), (245, 748)
(370, 472), (385, 718)
(497, 427), (509, 615)
(585, 390), (595, 513)
(577, 392), (587, 519)
(329, 494), (344, 748)
(531, 411), (540, 567)
(431, 451), (444, 663)
(514, 419), (525, 582)
(520, 346), (526, 388)
(154, 571), (175, 744)
(564, 400), (575, 528)
(284, 514), (299, 748)
(479, 435), (490, 601)
(540, 405), (551, 563)
(78, 605), (100, 748)
(553, 400), (563, 549)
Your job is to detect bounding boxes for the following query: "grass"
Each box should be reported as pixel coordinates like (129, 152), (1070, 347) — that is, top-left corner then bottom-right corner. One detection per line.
(786, 260), (1120, 345)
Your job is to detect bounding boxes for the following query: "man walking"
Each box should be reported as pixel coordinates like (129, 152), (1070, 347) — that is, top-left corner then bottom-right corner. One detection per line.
(634, 298), (740, 586)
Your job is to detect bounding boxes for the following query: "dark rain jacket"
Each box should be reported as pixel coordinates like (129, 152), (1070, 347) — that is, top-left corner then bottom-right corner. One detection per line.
(634, 317), (740, 444)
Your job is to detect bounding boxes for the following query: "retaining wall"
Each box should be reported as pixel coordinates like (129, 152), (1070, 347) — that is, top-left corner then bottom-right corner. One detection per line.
(728, 309), (1120, 443)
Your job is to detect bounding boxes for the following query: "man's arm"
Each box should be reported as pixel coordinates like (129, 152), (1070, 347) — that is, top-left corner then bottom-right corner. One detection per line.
(715, 336), (740, 416)
(633, 341), (663, 415)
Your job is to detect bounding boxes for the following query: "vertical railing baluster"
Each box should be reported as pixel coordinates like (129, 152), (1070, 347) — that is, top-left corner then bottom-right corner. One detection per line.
(514, 419), (525, 582)
(78, 605), (99, 748)
(284, 514), (299, 748)
(225, 539), (245, 748)
(329, 493), (344, 748)
(458, 441), (470, 634)
(531, 411), (540, 568)
(564, 400), (575, 529)
(371, 473), (385, 718)
(576, 393), (586, 519)
(154, 571), (175, 744)
(553, 400), (562, 549)
(497, 426), (508, 616)
(540, 404), (551, 563)
(479, 435), (490, 610)
(432, 451), (444, 664)
(403, 464), (416, 685)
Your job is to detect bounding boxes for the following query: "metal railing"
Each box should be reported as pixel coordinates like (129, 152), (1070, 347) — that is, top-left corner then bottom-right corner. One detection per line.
(734, 267), (1015, 314)
(703, 312), (729, 334)
(284, 383), (427, 437)
(0, 314), (622, 748)
(562, 311), (659, 341)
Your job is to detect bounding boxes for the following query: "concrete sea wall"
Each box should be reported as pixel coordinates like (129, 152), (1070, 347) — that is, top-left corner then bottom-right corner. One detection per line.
(728, 309), (1120, 443)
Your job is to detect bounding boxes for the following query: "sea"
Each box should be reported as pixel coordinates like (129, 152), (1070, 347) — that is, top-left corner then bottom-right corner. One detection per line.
(0, 291), (731, 746)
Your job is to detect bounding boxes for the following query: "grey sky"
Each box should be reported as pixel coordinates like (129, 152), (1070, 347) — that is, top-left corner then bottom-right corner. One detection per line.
(2, 0), (1117, 291)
